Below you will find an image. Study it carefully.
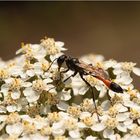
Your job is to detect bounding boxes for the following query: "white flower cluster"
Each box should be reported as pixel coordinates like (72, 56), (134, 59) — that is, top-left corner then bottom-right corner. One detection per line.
(0, 36), (140, 140)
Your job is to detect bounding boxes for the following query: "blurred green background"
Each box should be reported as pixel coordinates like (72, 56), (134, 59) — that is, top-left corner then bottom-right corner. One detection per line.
(0, 2), (140, 87)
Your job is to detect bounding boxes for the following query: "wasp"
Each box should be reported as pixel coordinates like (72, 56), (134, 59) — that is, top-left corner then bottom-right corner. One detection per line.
(55, 55), (123, 93)
(48, 55), (123, 121)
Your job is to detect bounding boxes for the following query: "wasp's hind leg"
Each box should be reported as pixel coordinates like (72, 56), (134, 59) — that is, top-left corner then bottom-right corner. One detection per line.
(80, 74), (100, 122)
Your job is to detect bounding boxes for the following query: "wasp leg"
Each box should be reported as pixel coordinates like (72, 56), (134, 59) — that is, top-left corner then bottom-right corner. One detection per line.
(46, 58), (58, 72)
(60, 68), (69, 78)
(58, 68), (70, 81)
(63, 71), (77, 83)
(79, 74), (100, 122)
(60, 68), (69, 73)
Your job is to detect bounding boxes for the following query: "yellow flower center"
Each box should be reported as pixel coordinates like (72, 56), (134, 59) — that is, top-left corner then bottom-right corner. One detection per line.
(64, 118), (77, 130)
(0, 69), (8, 79)
(67, 106), (81, 118)
(130, 108), (140, 120)
(23, 121), (36, 134)
(127, 88), (137, 100)
(108, 106), (118, 118)
(6, 112), (20, 124)
(111, 94), (123, 105)
(23, 60), (33, 70)
(4, 93), (17, 105)
(21, 43), (34, 60)
(82, 116), (94, 127)
(41, 62), (49, 71)
(9, 78), (21, 91)
(131, 125), (140, 137)
(40, 37), (59, 55)
(54, 136), (68, 140)
(105, 118), (118, 129)
(32, 79), (45, 93)
(48, 112), (60, 122)
(81, 98), (94, 113)
(121, 62), (136, 72)
(40, 126), (52, 136)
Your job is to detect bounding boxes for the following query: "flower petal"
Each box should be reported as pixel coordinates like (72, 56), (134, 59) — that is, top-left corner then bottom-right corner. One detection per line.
(6, 123), (23, 136)
(91, 123), (106, 132)
(117, 123), (127, 132)
(103, 129), (114, 138)
(86, 135), (97, 140)
(69, 129), (80, 138)
(116, 113), (129, 122)
(57, 101), (69, 111)
(133, 67), (140, 76)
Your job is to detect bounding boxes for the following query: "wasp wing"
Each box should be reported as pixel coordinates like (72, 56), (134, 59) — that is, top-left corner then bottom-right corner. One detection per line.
(77, 60), (110, 80)
(91, 67), (110, 80)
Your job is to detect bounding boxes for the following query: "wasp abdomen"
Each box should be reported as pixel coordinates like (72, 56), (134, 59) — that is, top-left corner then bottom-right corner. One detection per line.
(110, 82), (123, 93)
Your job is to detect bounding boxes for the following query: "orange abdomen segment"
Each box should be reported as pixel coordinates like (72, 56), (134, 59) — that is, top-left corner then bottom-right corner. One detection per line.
(95, 76), (123, 93)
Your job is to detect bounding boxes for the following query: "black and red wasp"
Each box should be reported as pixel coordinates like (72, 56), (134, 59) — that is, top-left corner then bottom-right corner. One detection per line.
(48, 55), (123, 121)
(55, 55), (123, 93)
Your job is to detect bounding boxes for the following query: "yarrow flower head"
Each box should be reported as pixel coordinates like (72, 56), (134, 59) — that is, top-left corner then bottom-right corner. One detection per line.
(0, 36), (140, 140)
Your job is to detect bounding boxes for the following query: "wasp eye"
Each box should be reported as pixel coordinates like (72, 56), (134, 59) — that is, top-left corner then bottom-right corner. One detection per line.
(57, 55), (67, 67)
(110, 82), (123, 93)
(72, 58), (79, 63)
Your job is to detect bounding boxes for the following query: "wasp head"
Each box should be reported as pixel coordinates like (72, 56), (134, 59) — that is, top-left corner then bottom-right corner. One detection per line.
(57, 55), (67, 69)
(110, 82), (123, 93)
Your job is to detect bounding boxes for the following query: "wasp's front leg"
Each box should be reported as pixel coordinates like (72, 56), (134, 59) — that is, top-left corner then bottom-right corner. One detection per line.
(60, 68), (69, 74)
(63, 71), (77, 83)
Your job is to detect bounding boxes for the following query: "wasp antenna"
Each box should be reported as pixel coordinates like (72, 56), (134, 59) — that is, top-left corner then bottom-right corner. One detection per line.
(46, 57), (58, 72)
